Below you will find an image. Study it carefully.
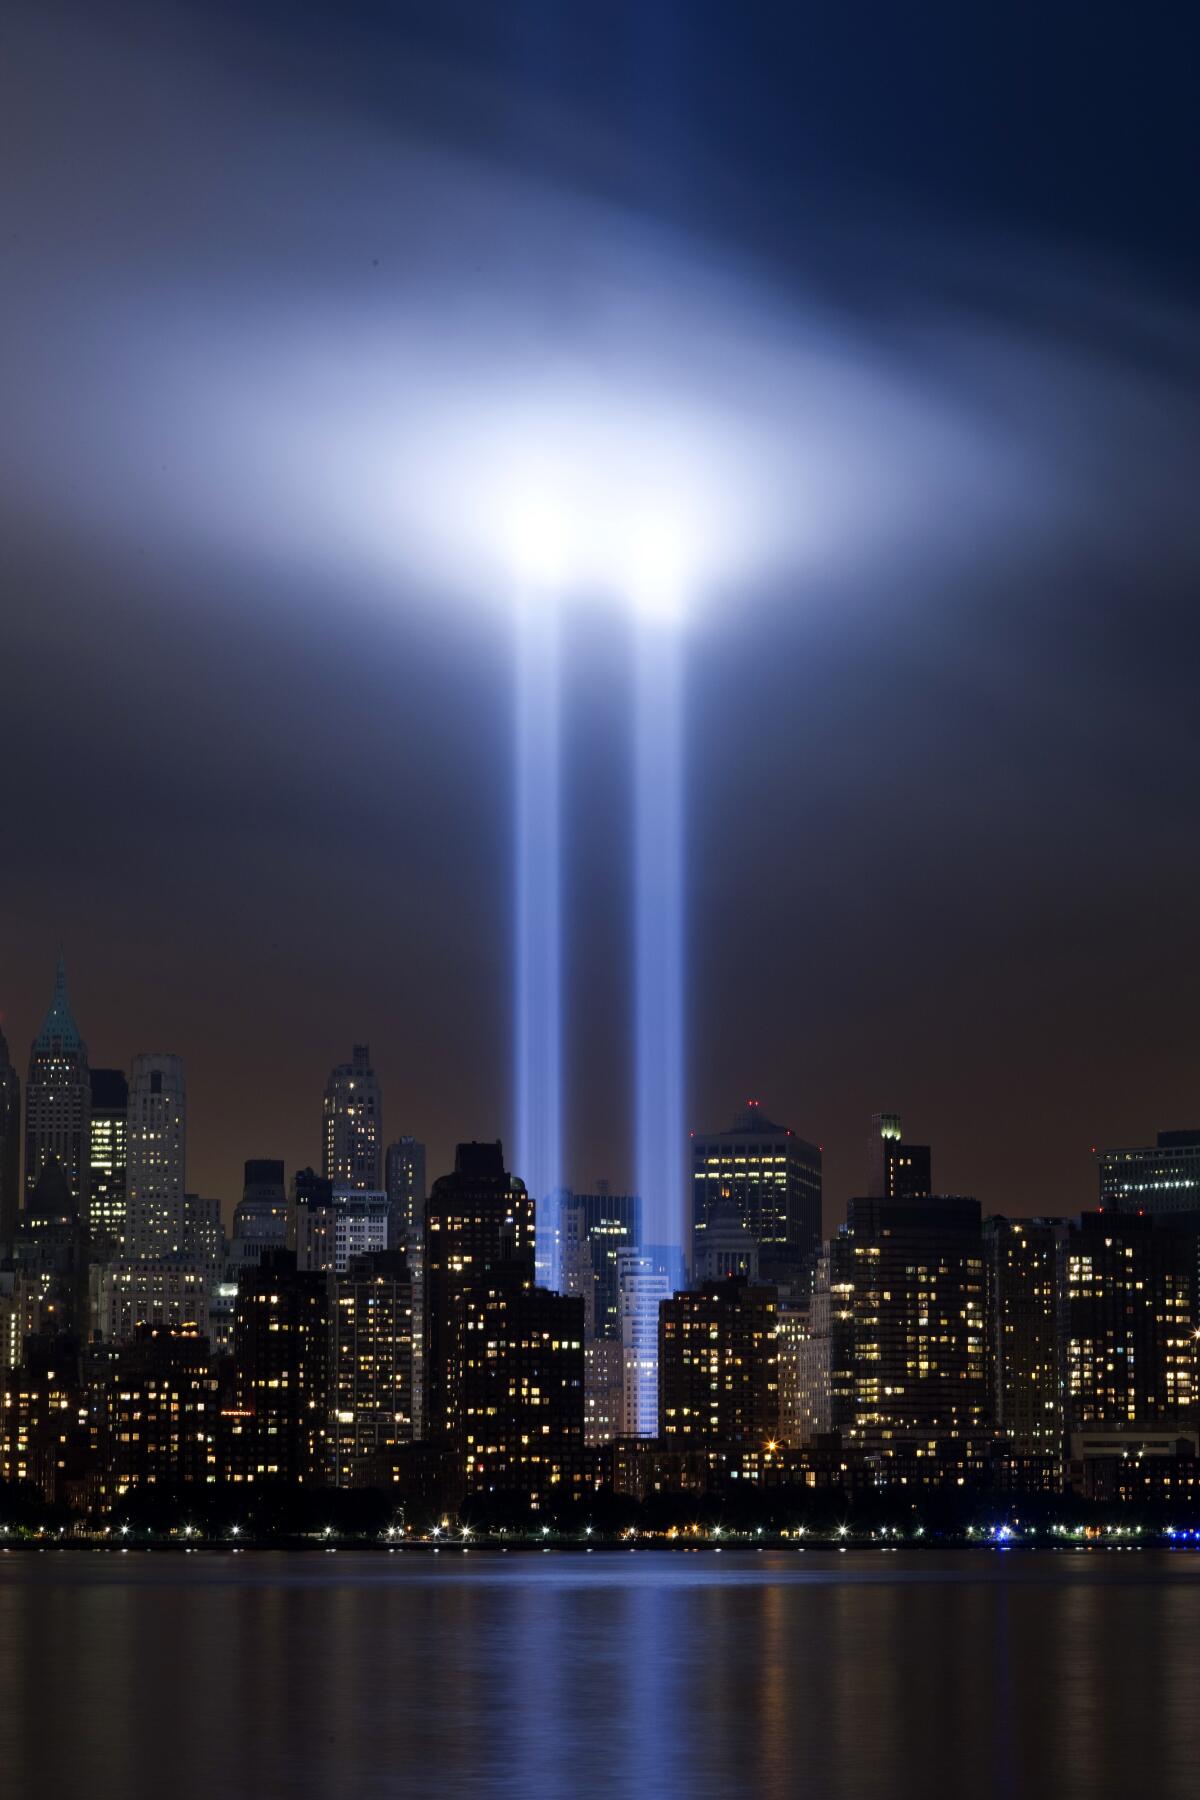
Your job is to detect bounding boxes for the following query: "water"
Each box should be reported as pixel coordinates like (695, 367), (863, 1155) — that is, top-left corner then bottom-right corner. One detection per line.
(1, 1549), (1197, 1798)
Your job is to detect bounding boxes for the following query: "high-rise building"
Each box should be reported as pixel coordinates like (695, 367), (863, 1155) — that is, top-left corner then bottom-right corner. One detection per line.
(1098, 1129), (1200, 1214)
(1066, 1212), (1196, 1430)
(0, 1026), (20, 1257)
(125, 1054), (187, 1257)
(423, 1142), (534, 1445)
(100, 1326), (218, 1496)
(659, 1278), (780, 1445)
(230, 1160), (289, 1269)
(555, 1188), (641, 1340)
(331, 1249), (415, 1487)
(385, 1136), (426, 1243)
(777, 1296), (830, 1447)
(88, 1068), (128, 1249)
(233, 1247), (331, 1484)
(618, 1250), (671, 1437)
(460, 1266), (585, 1505)
(323, 1045), (382, 1192)
(96, 1258), (213, 1343)
(691, 1102), (822, 1284)
(984, 1216), (1068, 1458)
(24, 954), (90, 1214)
(292, 1167), (336, 1273)
(0, 1344), (89, 1506)
(14, 1158), (91, 1342)
(584, 1338), (624, 1447)
(332, 1190), (389, 1273)
(694, 1201), (760, 1283)
(828, 1194), (989, 1455)
(867, 1111), (933, 1201)
(181, 1193), (225, 1265)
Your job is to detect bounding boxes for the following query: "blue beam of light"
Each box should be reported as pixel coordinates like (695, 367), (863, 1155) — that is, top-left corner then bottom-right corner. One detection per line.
(634, 616), (686, 1273)
(515, 592), (563, 1289)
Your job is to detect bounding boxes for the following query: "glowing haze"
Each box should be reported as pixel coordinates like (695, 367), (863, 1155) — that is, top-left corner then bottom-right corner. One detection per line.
(3, 18), (1050, 631)
(4, 4), (1200, 1221)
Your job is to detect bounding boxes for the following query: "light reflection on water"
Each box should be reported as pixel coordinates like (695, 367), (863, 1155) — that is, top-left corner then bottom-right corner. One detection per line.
(0, 1550), (1197, 1799)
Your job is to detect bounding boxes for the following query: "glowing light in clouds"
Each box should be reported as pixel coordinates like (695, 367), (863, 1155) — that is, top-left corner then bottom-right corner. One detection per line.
(10, 25), (1191, 1252)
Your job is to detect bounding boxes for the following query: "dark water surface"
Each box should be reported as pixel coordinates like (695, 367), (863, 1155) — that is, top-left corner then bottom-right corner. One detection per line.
(1, 1548), (1197, 1798)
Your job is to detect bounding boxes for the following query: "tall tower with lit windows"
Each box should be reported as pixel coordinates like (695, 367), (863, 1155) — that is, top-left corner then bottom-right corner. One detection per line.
(323, 1045), (382, 1192)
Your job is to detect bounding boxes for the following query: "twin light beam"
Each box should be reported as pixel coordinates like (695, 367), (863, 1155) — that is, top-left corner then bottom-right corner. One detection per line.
(512, 507), (687, 1286)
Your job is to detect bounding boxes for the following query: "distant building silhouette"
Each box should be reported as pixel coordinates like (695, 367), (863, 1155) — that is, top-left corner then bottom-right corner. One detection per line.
(385, 1136), (426, 1242)
(25, 954), (90, 1214)
(867, 1110), (933, 1201)
(291, 1166), (336, 1273)
(231, 1159), (289, 1269)
(15, 1156), (91, 1341)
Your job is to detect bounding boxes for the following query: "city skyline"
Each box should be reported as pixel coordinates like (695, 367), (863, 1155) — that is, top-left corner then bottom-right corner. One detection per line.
(4, 950), (1194, 1229)
(3, 7), (1198, 1799)
(5, 7), (1200, 1247)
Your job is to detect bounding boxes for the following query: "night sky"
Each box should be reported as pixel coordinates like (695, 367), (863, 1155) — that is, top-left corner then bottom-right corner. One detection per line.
(2, 0), (1198, 1223)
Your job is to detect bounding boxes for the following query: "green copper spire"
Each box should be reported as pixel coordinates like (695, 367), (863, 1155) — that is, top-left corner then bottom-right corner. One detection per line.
(34, 951), (86, 1055)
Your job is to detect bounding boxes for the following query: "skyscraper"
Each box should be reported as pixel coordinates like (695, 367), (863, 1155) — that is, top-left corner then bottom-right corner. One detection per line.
(461, 1268), (585, 1505)
(230, 1159), (289, 1269)
(100, 1327), (218, 1496)
(14, 1157), (91, 1341)
(828, 1193), (989, 1455)
(124, 1054), (187, 1257)
(234, 1247), (331, 1485)
(1066, 1212), (1196, 1430)
(88, 1067), (128, 1248)
(332, 1249), (415, 1487)
(292, 1166), (336, 1274)
(867, 1111), (933, 1200)
(323, 1045), (382, 1192)
(618, 1250), (671, 1437)
(423, 1141), (535, 1446)
(691, 1101), (822, 1282)
(0, 1026), (20, 1257)
(331, 1189), (389, 1273)
(1098, 1129), (1200, 1214)
(24, 954), (90, 1213)
(659, 1278), (780, 1445)
(385, 1136), (426, 1242)
(984, 1216), (1068, 1458)
(554, 1188), (642, 1339)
